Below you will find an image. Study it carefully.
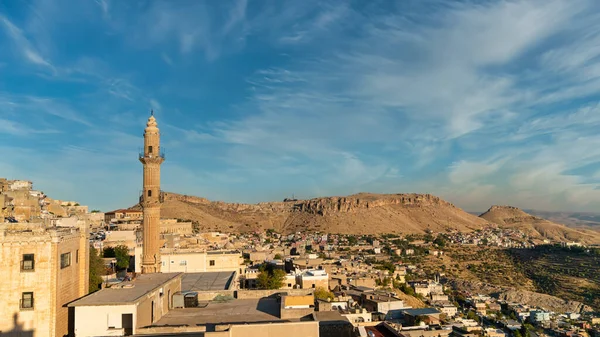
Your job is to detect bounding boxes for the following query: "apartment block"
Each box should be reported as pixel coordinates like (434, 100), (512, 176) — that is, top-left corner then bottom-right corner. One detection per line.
(0, 223), (89, 337)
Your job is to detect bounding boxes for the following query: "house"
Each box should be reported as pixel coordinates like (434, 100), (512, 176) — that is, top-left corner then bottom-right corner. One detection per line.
(68, 273), (182, 337)
(361, 293), (407, 319)
(298, 269), (329, 289)
(402, 308), (442, 325)
(530, 310), (551, 324)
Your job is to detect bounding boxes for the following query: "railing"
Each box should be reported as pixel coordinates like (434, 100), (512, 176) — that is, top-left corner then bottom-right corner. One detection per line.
(138, 149), (166, 160)
(139, 190), (165, 204)
(20, 260), (35, 272)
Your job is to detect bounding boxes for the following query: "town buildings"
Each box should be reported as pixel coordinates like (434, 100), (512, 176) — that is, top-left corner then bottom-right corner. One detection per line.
(0, 223), (89, 337)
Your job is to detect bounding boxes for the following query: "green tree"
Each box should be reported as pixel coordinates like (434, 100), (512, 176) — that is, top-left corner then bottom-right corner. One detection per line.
(314, 287), (334, 300)
(256, 265), (286, 289)
(89, 246), (105, 293)
(104, 245), (130, 270)
(274, 253), (283, 260)
(433, 236), (446, 247)
(513, 330), (523, 337)
(347, 236), (358, 246)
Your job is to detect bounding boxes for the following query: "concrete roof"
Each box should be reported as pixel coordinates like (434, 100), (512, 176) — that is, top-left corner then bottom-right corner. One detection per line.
(68, 273), (182, 307)
(284, 295), (314, 307)
(312, 311), (350, 322)
(402, 308), (442, 316)
(181, 272), (235, 291)
(155, 298), (293, 325)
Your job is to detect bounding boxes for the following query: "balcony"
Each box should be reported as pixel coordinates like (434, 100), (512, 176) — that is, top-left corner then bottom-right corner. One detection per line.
(138, 149), (166, 160)
(139, 190), (165, 204)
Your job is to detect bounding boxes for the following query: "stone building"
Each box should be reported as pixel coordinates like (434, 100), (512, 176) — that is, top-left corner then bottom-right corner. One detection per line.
(104, 209), (143, 227)
(139, 112), (165, 274)
(149, 249), (244, 274)
(297, 269), (329, 289)
(0, 223), (89, 337)
(159, 219), (193, 235)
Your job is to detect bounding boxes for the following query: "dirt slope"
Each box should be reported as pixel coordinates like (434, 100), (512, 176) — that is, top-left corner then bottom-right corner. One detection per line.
(142, 192), (488, 234)
(480, 206), (600, 244)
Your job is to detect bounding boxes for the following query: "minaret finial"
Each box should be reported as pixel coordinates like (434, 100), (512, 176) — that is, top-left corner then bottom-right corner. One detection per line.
(151, 109), (154, 116)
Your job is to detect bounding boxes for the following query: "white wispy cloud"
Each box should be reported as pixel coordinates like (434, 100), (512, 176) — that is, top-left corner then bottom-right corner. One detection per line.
(0, 15), (54, 70)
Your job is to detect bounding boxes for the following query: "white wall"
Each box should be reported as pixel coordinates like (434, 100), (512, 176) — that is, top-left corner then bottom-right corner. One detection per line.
(74, 305), (136, 337)
(161, 252), (207, 273)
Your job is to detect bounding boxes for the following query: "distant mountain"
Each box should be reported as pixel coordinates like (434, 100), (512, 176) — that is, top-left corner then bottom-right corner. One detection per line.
(138, 192), (488, 235)
(524, 209), (600, 231)
(479, 206), (600, 244)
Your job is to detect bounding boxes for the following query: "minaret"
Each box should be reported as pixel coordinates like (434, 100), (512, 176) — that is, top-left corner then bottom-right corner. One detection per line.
(139, 111), (164, 273)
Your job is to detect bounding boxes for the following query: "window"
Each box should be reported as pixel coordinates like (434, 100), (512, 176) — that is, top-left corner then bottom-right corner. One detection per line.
(60, 252), (71, 269)
(21, 254), (35, 271)
(148, 190), (152, 197)
(312, 284), (316, 288)
(162, 261), (166, 266)
(76, 249), (79, 263)
(20, 292), (34, 310)
(209, 260), (215, 266)
(179, 260), (187, 266)
(148, 146), (153, 154)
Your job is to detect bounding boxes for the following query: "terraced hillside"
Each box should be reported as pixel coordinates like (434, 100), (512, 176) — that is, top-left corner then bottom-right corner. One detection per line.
(508, 245), (600, 308)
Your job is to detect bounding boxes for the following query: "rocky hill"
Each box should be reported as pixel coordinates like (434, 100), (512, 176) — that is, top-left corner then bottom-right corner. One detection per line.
(143, 192), (488, 234)
(480, 206), (600, 244)
(449, 279), (593, 313)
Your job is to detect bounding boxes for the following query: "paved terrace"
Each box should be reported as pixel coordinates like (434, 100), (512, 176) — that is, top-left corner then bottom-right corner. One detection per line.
(181, 272), (235, 291)
(155, 298), (291, 326)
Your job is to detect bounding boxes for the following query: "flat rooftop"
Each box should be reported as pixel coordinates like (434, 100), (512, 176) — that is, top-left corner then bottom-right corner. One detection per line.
(69, 273), (182, 307)
(181, 272), (235, 291)
(155, 298), (292, 326)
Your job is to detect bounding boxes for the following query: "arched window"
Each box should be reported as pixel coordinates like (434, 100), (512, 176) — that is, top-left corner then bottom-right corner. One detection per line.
(148, 146), (153, 153)
(148, 190), (152, 197)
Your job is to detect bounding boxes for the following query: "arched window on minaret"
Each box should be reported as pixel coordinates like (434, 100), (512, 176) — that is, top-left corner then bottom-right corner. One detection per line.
(148, 146), (153, 154)
(148, 190), (152, 197)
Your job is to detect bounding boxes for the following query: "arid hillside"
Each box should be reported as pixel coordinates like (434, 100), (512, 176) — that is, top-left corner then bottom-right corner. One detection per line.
(479, 206), (600, 244)
(142, 192), (488, 234)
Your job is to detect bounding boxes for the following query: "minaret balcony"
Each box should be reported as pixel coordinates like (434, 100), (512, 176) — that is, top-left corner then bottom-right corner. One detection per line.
(138, 150), (166, 160)
(139, 190), (166, 205)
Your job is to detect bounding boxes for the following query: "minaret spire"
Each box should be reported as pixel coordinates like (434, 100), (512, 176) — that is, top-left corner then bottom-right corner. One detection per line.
(139, 112), (164, 273)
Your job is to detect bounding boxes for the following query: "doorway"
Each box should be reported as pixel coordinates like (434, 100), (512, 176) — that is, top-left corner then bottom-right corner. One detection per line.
(121, 314), (133, 336)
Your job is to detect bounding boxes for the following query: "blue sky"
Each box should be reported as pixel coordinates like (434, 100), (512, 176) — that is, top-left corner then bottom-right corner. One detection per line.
(2, 0), (600, 213)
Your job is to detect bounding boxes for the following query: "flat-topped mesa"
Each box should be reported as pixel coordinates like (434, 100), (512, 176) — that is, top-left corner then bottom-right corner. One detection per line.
(293, 193), (453, 216)
(162, 193), (211, 205)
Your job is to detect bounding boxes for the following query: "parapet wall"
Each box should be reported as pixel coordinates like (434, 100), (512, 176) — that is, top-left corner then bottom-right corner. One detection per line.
(235, 288), (314, 299)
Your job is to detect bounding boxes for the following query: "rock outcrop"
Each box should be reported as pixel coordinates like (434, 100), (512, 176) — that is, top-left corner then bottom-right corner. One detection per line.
(140, 192), (487, 234)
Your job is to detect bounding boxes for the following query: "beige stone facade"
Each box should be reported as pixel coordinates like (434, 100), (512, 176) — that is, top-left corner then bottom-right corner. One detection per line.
(159, 250), (244, 273)
(139, 113), (165, 274)
(0, 223), (89, 337)
(159, 219), (193, 235)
